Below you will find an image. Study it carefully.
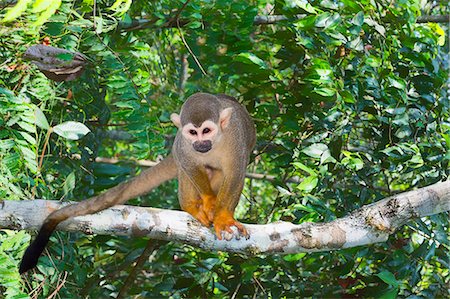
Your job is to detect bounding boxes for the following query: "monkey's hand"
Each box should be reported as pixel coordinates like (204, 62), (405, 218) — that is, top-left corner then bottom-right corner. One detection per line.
(213, 210), (249, 241)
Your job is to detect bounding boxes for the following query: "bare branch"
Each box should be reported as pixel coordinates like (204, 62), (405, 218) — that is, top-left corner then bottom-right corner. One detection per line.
(1, 181), (448, 254)
(417, 14), (449, 23)
(118, 14), (450, 30)
(70, 154), (301, 184)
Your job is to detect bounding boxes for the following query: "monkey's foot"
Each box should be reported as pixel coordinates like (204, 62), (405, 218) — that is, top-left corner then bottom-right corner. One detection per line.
(213, 211), (249, 241)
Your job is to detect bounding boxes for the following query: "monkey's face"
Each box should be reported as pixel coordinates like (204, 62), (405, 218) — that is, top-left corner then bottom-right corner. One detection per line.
(171, 106), (233, 154)
(182, 120), (218, 153)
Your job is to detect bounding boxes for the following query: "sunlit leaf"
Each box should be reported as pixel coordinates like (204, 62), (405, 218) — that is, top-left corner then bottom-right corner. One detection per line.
(34, 107), (50, 130)
(352, 11), (364, 26)
(53, 121), (91, 140)
(63, 172), (76, 196)
(348, 37), (363, 51)
(315, 12), (341, 29)
(297, 175), (318, 192)
(313, 87), (335, 97)
(302, 143), (328, 159)
(32, 0), (52, 13)
(234, 53), (267, 69)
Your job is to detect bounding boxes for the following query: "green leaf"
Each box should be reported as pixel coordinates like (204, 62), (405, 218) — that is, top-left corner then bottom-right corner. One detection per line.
(388, 77), (406, 89)
(313, 87), (335, 97)
(17, 121), (35, 133)
(187, 21), (202, 29)
(114, 100), (140, 110)
(33, 0), (61, 28)
(234, 53), (267, 69)
(315, 13), (341, 29)
(366, 56), (381, 67)
(34, 107), (50, 130)
(297, 175), (318, 192)
(352, 11), (364, 26)
(320, 148), (337, 164)
(302, 143), (328, 159)
(291, 0), (316, 13)
(348, 37), (363, 51)
(0, 139), (15, 150)
(109, 0), (132, 16)
(376, 270), (399, 287)
(428, 23), (445, 46)
(378, 288), (398, 299)
(293, 162), (317, 175)
(19, 131), (36, 145)
(340, 90), (356, 103)
(292, 203), (316, 213)
(63, 172), (76, 196)
(341, 156), (363, 171)
(32, 0), (53, 13)
(53, 121), (91, 140)
(43, 22), (64, 36)
(365, 17), (385, 36)
(283, 253), (306, 261)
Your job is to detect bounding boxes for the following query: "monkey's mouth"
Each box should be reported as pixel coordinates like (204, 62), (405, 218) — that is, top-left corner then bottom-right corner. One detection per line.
(193, 140), (212, 153)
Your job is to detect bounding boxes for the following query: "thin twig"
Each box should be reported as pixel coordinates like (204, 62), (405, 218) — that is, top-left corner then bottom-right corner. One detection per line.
(177, 23), (208, 76)
(116, 241), (164, 299)
(47, 271), (68, 299)
(175, 0), (208, 76)
(70, 154), (301, 184)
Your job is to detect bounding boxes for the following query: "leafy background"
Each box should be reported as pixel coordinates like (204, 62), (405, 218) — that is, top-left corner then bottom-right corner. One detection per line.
(0, 0), (448, 298)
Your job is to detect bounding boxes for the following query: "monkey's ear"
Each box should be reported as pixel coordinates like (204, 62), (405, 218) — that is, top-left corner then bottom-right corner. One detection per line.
(170, 113), (181, 128)
(219, 107), (233, 129)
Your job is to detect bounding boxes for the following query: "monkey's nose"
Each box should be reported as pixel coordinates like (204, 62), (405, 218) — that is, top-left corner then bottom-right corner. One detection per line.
(193, 140), (212, 153)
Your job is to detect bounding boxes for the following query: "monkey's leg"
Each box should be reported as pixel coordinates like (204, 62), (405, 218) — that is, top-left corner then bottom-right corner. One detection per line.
(178, 171), (212, 227)
(201, 167), (219, 223)
(213, 167), (249, 240)
(179, 165), (217, 223)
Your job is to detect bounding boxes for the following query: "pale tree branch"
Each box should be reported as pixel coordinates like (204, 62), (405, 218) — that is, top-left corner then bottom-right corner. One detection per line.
(0, 181), (449, 254)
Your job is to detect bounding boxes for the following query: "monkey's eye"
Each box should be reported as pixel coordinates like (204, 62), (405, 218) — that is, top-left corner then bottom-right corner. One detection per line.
(203, 128), (211, 134)
(189, 129), (197, 135)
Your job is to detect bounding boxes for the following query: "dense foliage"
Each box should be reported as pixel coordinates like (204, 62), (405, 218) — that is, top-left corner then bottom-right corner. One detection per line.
(0, 0), (448, 298)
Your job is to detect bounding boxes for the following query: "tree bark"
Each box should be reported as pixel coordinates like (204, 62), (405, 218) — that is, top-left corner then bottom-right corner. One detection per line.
(0, 181), (448, 254)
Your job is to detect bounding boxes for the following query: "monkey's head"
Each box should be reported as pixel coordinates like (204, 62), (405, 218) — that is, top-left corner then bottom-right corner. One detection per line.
(170, 93), (233, 153)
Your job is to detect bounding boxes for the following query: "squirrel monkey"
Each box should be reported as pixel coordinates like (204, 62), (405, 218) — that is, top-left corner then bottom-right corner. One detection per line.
(19, 93), (256, 274)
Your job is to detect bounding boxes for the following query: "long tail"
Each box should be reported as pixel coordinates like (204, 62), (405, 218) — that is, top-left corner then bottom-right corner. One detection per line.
(19, 154), (177, 274)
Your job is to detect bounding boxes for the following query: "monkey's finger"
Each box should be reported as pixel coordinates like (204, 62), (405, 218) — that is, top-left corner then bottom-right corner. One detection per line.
(223, 231), (234, 241)
(214, 227), (223, 240)
(234, 223), (249, 239)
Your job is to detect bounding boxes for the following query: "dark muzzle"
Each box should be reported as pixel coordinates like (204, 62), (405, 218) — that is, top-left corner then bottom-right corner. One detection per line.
(193, 140), (212, 153)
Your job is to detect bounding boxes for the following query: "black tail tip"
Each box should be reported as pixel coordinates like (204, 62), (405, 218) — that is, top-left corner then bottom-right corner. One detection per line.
(19, 253), (38, 274)
(19, 228), (52, 274)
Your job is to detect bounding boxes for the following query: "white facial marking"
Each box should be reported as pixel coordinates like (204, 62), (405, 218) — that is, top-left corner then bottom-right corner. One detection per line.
(182, 121), (218, 144)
